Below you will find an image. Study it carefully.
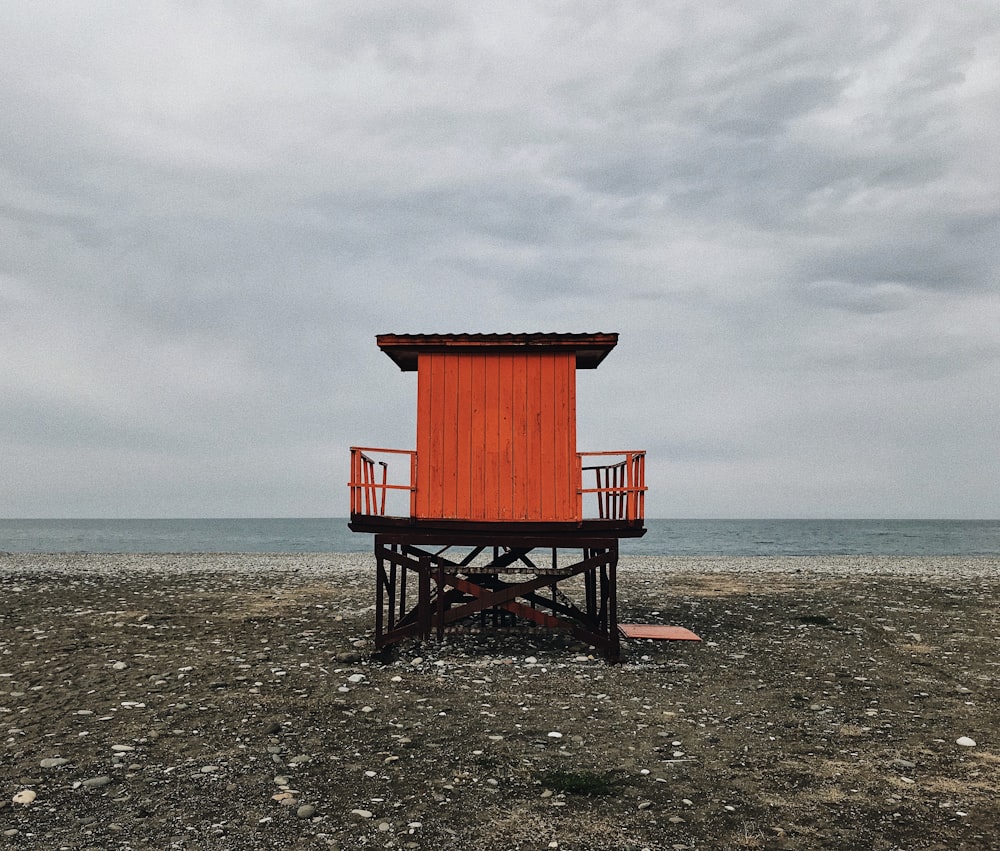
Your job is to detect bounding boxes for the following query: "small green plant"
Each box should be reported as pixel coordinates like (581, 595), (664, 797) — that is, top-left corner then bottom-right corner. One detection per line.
(537, 769), (619, 796)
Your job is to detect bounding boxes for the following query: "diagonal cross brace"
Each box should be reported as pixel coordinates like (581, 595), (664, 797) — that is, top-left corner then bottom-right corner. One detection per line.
(442, 573), (563, 627)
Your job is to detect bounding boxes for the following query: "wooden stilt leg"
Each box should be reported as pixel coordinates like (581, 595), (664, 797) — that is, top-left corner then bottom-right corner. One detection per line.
(436, 561), (445, 641)
(398, 546), (407, 623)
(387, 557), (396, 633)
(375, 542), (385, 647)
(418, 555), (431, 640)
(607, 543), (620, 662)
(585, 566), (597, 627)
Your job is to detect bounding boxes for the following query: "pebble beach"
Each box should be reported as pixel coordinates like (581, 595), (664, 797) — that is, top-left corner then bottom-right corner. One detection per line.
(1, 553), (998, 849)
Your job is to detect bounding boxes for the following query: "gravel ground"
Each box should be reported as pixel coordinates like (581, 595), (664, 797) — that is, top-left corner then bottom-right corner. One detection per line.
(1, 553), (998, 850)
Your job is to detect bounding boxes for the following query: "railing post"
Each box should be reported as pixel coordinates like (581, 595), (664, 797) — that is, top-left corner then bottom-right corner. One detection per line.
(594, 467), (602, 519)
(350, 449), (357, 515)
(379, 461), (388, 516)
(410, 452), (418, 517)
(638, 452), (645, 520)
(636, 453), (642, 521)
(614, 464), (627, 520)
(362, 456), (372, 515)
(625, 453), (634, 521)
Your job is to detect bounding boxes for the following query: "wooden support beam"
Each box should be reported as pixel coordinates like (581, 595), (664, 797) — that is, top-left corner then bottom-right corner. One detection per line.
(372, 535), (621, 661)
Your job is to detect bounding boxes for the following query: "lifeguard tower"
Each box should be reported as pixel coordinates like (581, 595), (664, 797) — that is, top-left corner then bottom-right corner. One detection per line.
(348, 332), (646, 661)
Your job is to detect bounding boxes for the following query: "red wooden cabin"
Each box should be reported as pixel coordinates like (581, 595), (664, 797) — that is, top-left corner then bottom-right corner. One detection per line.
(349, 332), (646, 660)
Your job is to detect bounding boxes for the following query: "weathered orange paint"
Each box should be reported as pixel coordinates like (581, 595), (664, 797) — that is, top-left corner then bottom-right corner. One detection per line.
(414, 350), (577, 521)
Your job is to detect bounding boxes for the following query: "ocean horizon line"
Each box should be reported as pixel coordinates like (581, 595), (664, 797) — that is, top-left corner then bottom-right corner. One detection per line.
(3, 517), (1000, 557)
(4, 515), (999, 522)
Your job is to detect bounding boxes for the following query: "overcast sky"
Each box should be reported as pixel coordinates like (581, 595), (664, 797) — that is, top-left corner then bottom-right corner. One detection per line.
(2, 1), (999, 519)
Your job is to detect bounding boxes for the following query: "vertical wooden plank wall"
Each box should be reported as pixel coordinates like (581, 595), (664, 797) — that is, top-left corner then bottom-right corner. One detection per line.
(415, 351), (578, 521)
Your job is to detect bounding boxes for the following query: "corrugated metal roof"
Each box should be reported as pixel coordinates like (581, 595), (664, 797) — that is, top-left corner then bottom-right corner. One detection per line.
(376, 332), (619, 371)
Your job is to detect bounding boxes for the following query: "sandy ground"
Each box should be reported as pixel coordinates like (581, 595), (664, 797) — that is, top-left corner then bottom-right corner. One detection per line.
(0, 553), (998, 850)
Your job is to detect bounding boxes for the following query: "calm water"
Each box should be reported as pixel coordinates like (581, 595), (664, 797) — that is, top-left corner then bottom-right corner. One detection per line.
(2, 518), (999, 556)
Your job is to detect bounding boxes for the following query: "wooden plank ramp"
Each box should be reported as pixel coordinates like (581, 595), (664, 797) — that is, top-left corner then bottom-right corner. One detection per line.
(619, 623), (701, 641)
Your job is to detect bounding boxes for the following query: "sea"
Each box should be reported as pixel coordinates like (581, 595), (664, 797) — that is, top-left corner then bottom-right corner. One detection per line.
(2, 518), (999, 556)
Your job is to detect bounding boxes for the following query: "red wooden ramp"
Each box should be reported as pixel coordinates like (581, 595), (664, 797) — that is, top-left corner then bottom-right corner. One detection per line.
(619, 623), (701, 641)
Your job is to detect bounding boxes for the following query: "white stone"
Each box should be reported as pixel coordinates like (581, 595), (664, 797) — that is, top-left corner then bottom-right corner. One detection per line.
(351, 809), (374, 818)
(547, 731), (563, 739)
(12, 790), (36, 805)
(956, 736), (977, 747)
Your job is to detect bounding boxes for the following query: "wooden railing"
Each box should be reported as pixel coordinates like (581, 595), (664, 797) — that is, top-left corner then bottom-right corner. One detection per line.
(578, 451), (646, 522)
(349, 447), (417, 517)
(350, 446), (645, 524)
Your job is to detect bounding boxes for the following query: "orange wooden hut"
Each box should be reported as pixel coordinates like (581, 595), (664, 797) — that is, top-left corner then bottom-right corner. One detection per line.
(349, 332), (646, 660)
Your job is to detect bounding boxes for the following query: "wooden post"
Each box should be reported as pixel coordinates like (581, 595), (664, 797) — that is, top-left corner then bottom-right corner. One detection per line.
(418, 555), (431, 640)
(436, 561), (445, 641)
(375, 543), (384, 646)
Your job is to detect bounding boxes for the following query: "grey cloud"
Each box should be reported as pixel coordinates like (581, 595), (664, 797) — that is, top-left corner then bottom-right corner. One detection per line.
(801, 280), (915, 314)
(1, 0), (999, 517)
